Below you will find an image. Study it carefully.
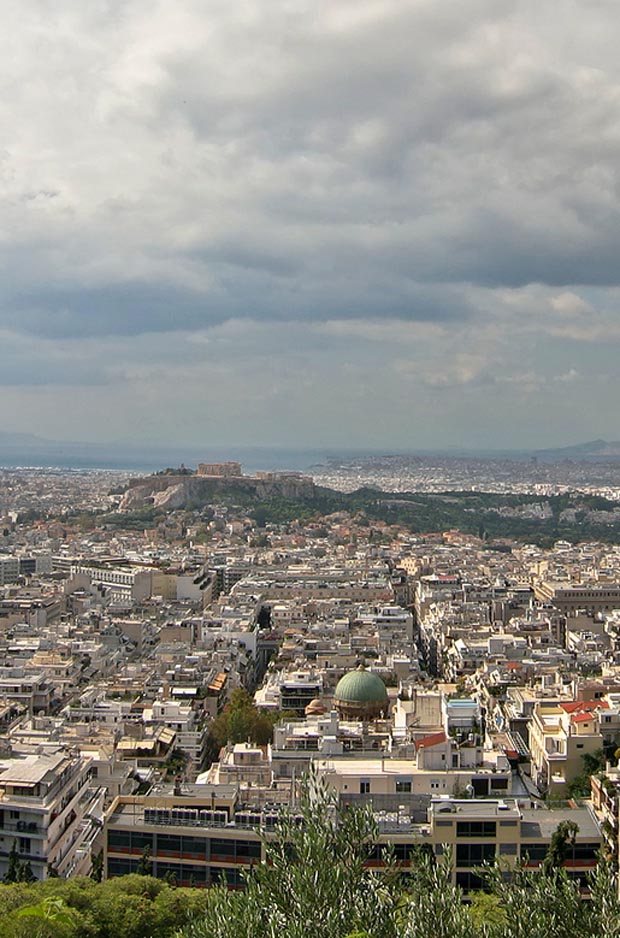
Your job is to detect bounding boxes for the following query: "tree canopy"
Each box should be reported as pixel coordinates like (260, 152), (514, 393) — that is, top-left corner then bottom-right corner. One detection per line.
(0, 875), (209, 938)
(205, 688), (289, 761)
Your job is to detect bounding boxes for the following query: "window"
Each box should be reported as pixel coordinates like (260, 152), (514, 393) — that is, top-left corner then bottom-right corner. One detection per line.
(108, 857), (139, 877)
(210, 838), (261, 861)
(360, 781), (370, 794)
(130, 832), (153, 851)
(235, 840), (262, 860)
(456, 843), (496, 867)
(157, 833), (182, 855)
(108, 830), (131, 849)
(455, 871), (484, 891)
(499, 843), (517, 855)
(456, 821), (496, 838)
(153, 861), (187, 883)
(180, 836), (207, 859)
(392, 843), (416, 861)
(210, 866), (244, 888)
(569, 842), (600, 862)
(396, 780), (412, 793)
(521, 843), (547, 862)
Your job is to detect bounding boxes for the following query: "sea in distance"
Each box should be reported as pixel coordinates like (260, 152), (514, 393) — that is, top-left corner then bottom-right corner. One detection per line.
(0, 433), (618, 476)
(0, 433), (390, 474)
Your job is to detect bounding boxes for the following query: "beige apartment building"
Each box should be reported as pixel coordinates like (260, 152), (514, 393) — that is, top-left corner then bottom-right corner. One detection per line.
(105, 790), (601, 892)
(529, 701), (605, 794)
(534, 580), (620, 615)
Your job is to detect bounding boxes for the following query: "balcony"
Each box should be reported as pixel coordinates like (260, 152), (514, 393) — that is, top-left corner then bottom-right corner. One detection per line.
(0, 820), (43, 837)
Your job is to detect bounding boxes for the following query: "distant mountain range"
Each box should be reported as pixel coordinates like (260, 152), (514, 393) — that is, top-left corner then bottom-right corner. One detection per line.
(533, 439), (620, 460)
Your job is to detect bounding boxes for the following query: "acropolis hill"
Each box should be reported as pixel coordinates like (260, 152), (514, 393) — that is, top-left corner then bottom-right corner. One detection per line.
(119, 462), (316, 511)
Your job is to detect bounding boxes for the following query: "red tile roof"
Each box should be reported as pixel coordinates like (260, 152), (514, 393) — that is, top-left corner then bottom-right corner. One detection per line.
(415, 731), (447, 750)
(571, 712), (596, 724)
(559, 700), (608, 714)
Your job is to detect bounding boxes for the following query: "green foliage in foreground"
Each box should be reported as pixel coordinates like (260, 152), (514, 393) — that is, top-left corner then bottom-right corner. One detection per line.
(177, 771), (620, 938)
(3, 774), (620, 938)
(0, 875), (209, 938)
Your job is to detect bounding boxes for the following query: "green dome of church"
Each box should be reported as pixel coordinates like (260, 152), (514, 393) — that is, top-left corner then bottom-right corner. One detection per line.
(333, 667), (388, 718)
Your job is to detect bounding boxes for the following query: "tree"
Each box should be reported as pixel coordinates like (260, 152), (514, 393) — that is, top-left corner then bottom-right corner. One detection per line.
(205, 688), (288, 761)
(0, 874), (211, 938)
(0, 856), (618, 938)
(17, 861), (36, 883)
(165, 748), (189, 779)
(90, 850), (103, 883)
(3, 840), (20, 884)
(403, 850), (477, 938)
(179, 766), (402, 938)
(483, 861), (592, 938)
(582, 749), (606, 775)
(542, 820), (579, 874)
(16, 897), (76, 938)
(136, 845), (153, 877)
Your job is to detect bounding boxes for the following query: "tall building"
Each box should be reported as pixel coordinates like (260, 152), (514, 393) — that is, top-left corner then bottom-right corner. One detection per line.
(0, 748), (105, 879)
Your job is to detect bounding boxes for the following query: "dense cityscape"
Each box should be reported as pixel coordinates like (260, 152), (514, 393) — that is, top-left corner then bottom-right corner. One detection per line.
(4, 0), (620, 933)
(0, 456), (619, 914)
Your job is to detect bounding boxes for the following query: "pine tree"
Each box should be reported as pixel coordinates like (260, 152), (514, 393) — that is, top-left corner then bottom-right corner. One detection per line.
(17, 860), (36, 883)
(90, 849), (103, 882)
(3, 840), (20, 884)
(542, 820), (579, 874)
(136, 845), (153, 876)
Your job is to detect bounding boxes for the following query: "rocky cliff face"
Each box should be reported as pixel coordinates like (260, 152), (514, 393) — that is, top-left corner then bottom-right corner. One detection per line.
(118, 474), (316, 510)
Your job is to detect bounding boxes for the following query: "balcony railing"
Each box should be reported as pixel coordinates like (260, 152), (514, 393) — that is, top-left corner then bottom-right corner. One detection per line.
(0, 821), (43, 836)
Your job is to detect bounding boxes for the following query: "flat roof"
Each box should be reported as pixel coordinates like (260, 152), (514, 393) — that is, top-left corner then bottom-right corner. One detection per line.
(519, 807), (601, 840)
(0, 752), (68, 785)
(430, 799), (520, 819)
(316, 760), (508, 778)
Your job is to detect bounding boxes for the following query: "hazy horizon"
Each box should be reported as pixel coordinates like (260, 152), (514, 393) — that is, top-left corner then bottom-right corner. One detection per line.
(0, 433), (617, 475)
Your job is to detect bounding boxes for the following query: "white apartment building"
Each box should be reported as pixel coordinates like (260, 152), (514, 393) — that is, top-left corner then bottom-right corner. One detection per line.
(0, 748), (105, 879)
(145, 699), (209, 777)
(71, 564), (153, 604)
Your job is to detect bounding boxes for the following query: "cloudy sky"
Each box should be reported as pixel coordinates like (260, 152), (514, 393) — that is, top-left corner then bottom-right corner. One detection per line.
(1, 0), (619, 451)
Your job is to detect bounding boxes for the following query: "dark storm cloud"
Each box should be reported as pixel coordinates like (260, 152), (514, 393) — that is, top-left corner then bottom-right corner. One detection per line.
(0, 0), (619, 342)
(6, 271), (474, 339)
(0, 1), (619, 446)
